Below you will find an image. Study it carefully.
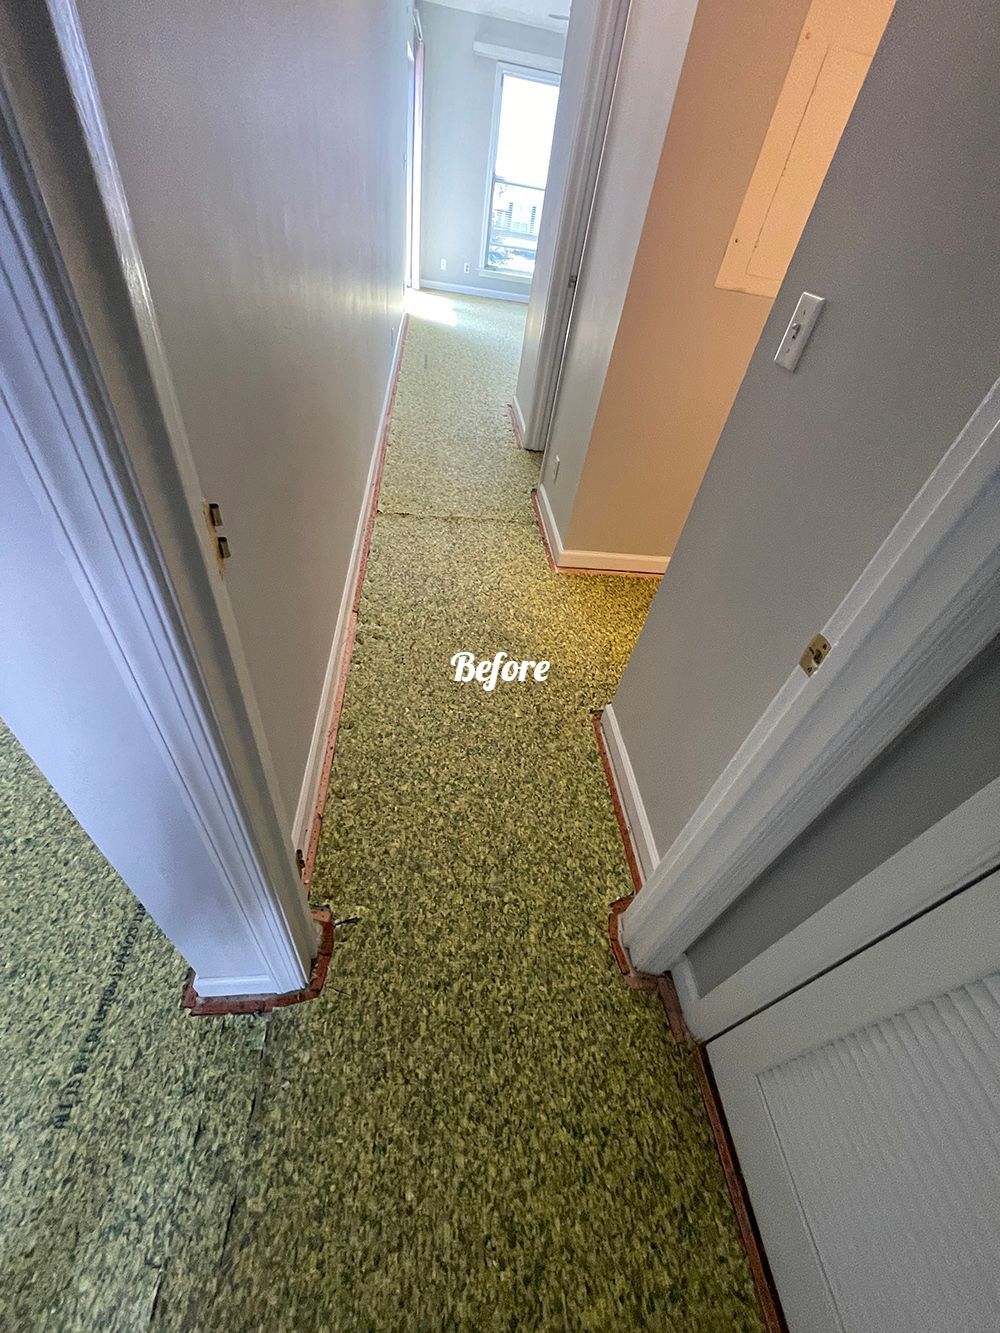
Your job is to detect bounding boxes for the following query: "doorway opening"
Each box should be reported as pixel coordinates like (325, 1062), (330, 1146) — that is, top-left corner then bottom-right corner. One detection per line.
(526, 0), (898, 573)
(414, 0), (570, 311)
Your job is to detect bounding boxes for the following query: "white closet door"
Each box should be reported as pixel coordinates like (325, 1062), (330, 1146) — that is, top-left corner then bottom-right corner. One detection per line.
(709, 866), (1000, 1333)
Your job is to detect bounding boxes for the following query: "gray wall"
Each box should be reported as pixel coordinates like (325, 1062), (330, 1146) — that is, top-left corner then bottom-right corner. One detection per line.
(73, 0), (410, 827)
(420, 3), (564, 298)
(688, 639), (1000, 994)
(612, 0), (1000, 856)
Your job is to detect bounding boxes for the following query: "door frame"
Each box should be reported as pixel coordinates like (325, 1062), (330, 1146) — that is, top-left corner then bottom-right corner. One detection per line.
(405, 12), (424, 291)
(521, 0), (634, 452)
(0, 7), (316, 995)
(674, 775), (1000, 1042)
(621, 376), (1000, 980)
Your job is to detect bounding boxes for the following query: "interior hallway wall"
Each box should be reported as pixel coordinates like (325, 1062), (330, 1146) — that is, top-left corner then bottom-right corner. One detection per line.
(610, 0), (1000, 857)
(419, 3), (565, 300)
(71, 0), (411, 828)
(561, 0), (810, 558)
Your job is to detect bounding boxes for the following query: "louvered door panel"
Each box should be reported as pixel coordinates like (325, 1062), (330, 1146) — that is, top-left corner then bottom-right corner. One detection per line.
(710, 867), (1000, 1333)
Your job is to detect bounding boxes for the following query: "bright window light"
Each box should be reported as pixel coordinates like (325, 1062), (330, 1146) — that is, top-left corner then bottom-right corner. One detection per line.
(406, 290), (458, 326)
(484, 69), (559, 281)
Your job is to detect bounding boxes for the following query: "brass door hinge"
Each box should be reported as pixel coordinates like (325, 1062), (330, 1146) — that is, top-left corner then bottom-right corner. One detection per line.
(799, 633), (831, 677)
(203, 500), (231, 573)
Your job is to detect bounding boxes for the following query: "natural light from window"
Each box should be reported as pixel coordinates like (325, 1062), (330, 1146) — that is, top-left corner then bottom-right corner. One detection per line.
(406, 289), (458, 327)
(484, 70), (560, 281)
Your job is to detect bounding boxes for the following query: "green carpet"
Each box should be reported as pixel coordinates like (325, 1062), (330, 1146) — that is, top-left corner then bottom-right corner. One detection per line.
(0, 292), (763, 1331)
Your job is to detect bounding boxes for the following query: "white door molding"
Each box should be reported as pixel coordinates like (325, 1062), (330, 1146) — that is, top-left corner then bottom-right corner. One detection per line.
(521, 0), (633, 453)
(624, 378), (1000, 976)
(674, 776), (1000, 1041)
(0, 77), (315, 995)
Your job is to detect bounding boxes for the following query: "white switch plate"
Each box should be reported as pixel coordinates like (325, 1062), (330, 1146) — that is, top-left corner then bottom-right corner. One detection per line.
(774, 291), (825, 371)
(440, 258), (447, 271)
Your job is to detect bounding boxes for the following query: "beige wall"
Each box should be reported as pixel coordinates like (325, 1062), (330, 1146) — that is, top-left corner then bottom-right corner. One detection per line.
(562, 0), (811, 559)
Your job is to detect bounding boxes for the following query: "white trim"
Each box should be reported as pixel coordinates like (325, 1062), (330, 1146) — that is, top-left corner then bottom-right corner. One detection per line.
(421, 279), (530, 303)
(623, 377), (1000, 975)
(676, 776), (1000, 1040)
(510, 393), (528, 441)
(535, 482), (667, 573)
(600, 704), (660, 881)
(558, 548), (668, 575)
(405, 35), (424, 292)
(292, 317), (406, 852)
(521, 0), (641, 454)
(472, 42), (563, 74)
(533, 479), (565, 557)
(193, 974), (276, 998)
(0, 82), (315, 994)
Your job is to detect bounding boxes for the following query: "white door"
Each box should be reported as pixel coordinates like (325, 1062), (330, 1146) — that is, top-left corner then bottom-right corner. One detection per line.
(710, 866), (1000, 1333)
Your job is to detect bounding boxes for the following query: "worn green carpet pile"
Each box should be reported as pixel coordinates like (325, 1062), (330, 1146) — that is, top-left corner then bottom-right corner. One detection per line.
(0, 293), (763, 1331)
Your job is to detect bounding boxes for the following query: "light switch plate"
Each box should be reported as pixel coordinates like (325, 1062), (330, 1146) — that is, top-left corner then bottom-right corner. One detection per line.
(774, 291), (825, 371)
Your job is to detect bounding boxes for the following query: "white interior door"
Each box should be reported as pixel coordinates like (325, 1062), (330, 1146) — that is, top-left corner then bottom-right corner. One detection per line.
(710, 865), (1000, 1333)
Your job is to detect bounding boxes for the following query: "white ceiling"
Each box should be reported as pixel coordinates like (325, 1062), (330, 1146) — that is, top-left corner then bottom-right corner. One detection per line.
(427, 0), (571, 34)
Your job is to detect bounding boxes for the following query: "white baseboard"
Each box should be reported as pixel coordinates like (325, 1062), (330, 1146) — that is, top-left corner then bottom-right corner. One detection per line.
(600, 703), (660, 883)
(291, 316), (406, 852)
(534, 483), (668, 575)
(533, 481), (565, 562)
(192, 973), (277, 998)
(510, 394), (528, 442)
(559, 549), (669, 575)
(421, 279), (530, 304)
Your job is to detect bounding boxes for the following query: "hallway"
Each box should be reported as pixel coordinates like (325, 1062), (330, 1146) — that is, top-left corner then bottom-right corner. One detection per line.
(0, 296), (762, 1330)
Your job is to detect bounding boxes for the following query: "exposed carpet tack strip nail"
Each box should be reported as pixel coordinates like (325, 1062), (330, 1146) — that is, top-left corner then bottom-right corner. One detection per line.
(301, 317), (410, 888)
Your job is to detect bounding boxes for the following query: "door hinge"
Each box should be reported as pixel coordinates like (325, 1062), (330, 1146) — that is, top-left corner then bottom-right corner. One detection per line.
(799, 633), (831, 677)
(295, 848), (306, 875)
(203, 500), (231, 573)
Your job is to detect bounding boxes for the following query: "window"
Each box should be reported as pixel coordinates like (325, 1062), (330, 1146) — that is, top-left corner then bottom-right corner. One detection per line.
(483, 67), (560, 280)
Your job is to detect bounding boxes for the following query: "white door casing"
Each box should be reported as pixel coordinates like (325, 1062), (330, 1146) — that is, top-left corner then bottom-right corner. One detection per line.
(623, 375), (1000, 978)
(0, 66), (315, 996)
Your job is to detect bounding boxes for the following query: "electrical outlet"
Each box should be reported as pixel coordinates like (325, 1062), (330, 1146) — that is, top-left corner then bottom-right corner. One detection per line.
(463, 261), (471, 274)
(551, 454), (560, 482)
(440, 258), (447, 271)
